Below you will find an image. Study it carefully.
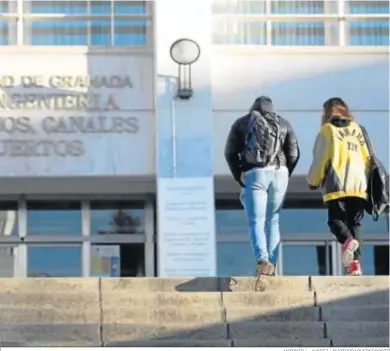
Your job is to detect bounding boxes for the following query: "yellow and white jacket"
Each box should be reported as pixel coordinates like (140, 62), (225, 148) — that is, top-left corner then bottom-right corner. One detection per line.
(307, 118), (370, 202)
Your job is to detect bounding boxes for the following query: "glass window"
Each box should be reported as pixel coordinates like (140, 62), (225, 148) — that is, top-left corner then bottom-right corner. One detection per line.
(347, 0), (389, 14)
(28, 20), (89, 45)
(0, 21), (7, 45)
(0, 202), (18, 237)
(217, 242), (255, 276)
(347, 20), (389, 46)
(282, 244), (333, 275)
(0, 246), (15, 277)
(213, 0), (389, 46)
(213, 0), (327, 45)
(281, 209), (329, 234)
(360, 244), (389, 276)
(90, 201), (145, 235)
(27, 245), (82, 277)
(0, 1), (9, 13)
(27, 0), (88, 14)
(114, 19), (146, 45)
(27, 201), (81, 236)
(363, 213), (388, 234)
(91, 243), (144, 277)
(114, 1), (146, 15)
(216, 209), (247, 235)
(347, 1), (389, 46)
(20, 0), (148, 46)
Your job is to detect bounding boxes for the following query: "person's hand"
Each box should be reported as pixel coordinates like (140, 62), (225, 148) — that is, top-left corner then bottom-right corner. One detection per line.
(309, 184), (319, 190)
(235, 173), (246, 188)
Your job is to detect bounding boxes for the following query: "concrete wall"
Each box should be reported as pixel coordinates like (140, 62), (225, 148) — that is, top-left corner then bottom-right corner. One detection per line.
(213, 47), (389, 175)
(0, 47), (154, 177)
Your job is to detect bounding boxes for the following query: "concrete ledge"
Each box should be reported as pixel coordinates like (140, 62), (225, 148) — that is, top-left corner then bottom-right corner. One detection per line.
(229, 321), (325, 339)
(331, 337), (390, 347)
(102, 323), (228, 342)
(316, 290), (389, 307)
(312, 276), (390, 293)
(103, 307), (224, 324)
(322, 306), (389, 321)
(102, 278), (220, 292)
(233, 338), (331, 347)
(222, 292), (315, 308)
(0, 278), (99, 293)
(105, 340), (231, 347)
(102, 292), (222, 309)
(0, 324), (100, 343)
(226, 307), (320, 322)
(220, 276), (310, 292)
(326, 322), (389, 339)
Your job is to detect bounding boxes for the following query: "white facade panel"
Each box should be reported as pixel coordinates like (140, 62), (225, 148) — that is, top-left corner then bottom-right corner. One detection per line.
(212, 49), (389, 175)
(0, 49), (154, 177)
(212, 50), (388, 111)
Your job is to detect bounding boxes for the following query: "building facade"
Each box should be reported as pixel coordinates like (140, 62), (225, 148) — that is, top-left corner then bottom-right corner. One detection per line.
(0, 0), (388, 278)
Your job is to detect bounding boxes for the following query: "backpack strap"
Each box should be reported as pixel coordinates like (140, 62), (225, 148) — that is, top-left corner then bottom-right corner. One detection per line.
(245, 112), (257, 148)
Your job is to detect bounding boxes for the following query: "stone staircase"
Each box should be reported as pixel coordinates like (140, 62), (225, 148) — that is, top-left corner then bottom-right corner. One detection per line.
(0, 276), (388, 347)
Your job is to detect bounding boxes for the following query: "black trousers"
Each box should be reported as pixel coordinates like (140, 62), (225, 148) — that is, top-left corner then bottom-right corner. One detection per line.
(327, 197), (366, 260)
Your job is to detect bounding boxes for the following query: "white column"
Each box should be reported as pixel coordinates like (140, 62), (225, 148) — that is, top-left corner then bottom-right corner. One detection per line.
(81, 200), (91, 277)
(154, 1), (216, 277)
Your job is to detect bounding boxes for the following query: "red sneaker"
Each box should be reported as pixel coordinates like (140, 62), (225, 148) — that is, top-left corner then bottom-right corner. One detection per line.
(342, 237), (360, 267)
(347, 260), (362, 276)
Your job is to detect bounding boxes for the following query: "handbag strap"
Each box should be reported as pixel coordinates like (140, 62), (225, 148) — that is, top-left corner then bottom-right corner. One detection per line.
(360, 125), (375, 158)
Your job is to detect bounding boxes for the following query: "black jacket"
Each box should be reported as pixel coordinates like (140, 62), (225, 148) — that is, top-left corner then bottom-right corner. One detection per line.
(224, 113), (300, 186)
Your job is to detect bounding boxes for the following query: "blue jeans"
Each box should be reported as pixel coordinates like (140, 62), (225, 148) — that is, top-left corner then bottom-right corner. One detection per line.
(240, 168), (289, 265)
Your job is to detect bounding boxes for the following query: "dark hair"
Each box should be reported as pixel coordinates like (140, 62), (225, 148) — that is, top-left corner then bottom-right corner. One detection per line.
(321, 97), (354, 126)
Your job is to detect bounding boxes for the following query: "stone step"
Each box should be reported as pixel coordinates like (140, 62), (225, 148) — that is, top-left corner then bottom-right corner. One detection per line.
(0, 341), (101, 347)
(1, 337), (387, 348)
(0, 291), (99, 309)
(103, 307), (224, 324)
(233, 338), (331, 347)
(229, 321), (325, 339)
(311, 276), (390, 293)
(226, 307), (320, 322)
(102, 277), (310, 293)
(102, 277), (220, 292)
(326, 321), (389, 339)
(316, 290), (389, 306)
(0, 307), (100, 324)
(0, 323), (100, 342)
(105, 340), (231, 347)
(321, 306), (389, 321)
(102, 292), (222, 308)
(226, 305), (389, 322)
(1, 305), (387, 325)
(332, 337), (389, 347)
(0, 278), (98, 293)
(222, 291), (315, 308)
(102, 322), (228, 342)
(221, 276), (310, 292)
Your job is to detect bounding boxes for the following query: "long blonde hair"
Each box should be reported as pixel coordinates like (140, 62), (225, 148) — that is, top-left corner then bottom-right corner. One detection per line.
(321, 98), (355, 126)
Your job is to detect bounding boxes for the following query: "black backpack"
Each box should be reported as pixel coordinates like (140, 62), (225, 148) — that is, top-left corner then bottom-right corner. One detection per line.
(241, 110), (281, 167)
(361, 126), (389, 221)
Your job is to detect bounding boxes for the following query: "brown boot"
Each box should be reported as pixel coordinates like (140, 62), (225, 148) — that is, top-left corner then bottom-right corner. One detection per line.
(256, 260), (275, 276)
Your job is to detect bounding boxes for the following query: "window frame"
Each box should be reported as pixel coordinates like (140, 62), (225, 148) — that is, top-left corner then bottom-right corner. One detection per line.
(0, 0), (153, 47)
(212, 0), (390, 46)
(0, 195), (155, 278)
